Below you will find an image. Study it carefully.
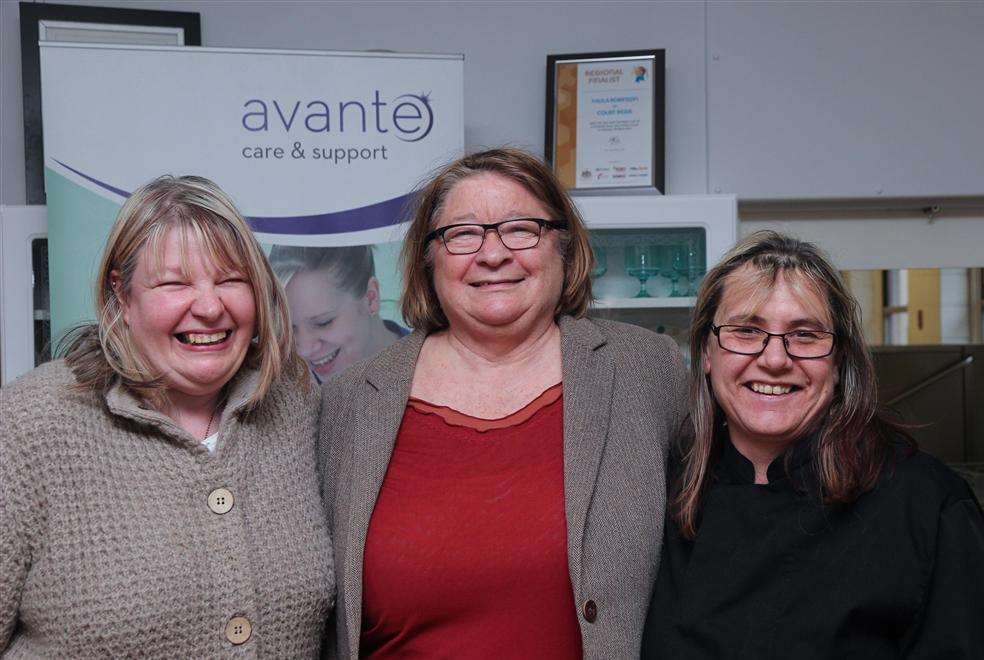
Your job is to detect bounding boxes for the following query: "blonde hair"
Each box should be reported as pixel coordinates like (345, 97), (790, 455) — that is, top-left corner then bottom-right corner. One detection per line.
(400, 147), (594, 331)
(63, 175), (305, 408)
(269, 244), (375, 297)
(673, 230), (913, 539)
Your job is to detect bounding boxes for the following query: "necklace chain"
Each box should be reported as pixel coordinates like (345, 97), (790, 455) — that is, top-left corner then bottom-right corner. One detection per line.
(203, 404), (218, 440)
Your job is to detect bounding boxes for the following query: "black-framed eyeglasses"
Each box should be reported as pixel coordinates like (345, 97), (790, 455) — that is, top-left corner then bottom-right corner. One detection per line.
(711, 324), (836, 359)
(425, 218), (568, 255)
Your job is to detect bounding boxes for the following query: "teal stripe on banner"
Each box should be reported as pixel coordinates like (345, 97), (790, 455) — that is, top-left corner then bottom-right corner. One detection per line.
(45, 168), (123, 343)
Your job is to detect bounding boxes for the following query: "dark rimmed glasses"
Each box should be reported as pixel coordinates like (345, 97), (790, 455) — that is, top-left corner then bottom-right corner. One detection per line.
(711, 324), (836, 359)
(426, 218), (568, 255)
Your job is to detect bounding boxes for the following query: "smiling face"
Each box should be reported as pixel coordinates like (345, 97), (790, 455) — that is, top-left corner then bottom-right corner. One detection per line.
(119, 228), (256, 402)
(704, 268), (838, 454)
(430, 172), (565, 334)
(284, 268), (379, 380)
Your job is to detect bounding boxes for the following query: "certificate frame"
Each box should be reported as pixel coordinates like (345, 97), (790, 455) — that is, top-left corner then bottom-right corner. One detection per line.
(545, 49), (665, 194)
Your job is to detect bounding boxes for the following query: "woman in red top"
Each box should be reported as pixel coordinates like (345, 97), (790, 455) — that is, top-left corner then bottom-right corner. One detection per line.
(319, 148), (688, 658)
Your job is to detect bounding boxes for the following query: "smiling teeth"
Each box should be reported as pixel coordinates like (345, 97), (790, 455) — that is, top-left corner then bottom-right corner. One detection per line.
(184, 331), (228, 345)
(312, 347), (340, 367)
(472, 279), (522, 287)
(751, 383), (792, 395)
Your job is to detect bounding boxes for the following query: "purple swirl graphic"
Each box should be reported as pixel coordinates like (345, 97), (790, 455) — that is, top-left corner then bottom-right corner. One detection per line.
(246, 194), (410, 235)
(52, 158), (410, 235)
(54, 158), (130, 198)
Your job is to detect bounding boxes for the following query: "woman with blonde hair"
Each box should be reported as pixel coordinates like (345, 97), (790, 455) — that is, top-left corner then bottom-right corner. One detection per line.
(643, 231), (984, 658)
(0, 176), (333, 657)
(319, 148), (688, 658)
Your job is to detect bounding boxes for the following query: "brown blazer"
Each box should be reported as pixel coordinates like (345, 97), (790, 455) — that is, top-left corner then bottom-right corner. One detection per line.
(317, 315), (688, 658)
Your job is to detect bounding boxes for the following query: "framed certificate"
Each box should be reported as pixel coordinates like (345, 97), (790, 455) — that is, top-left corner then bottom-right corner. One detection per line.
(546, 49), (665, 194)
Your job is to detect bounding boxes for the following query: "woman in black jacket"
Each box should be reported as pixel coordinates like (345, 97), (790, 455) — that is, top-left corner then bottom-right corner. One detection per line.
(643, 231), (984, 659)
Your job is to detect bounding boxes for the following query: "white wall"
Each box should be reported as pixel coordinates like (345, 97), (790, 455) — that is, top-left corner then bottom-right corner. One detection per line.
(707, 1), (984, 199)
(3, 1), (983, 205)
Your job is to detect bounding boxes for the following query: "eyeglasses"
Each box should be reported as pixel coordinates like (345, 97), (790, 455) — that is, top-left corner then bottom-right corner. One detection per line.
(711, 324), (836, 359)
(425, 218), (568, 255)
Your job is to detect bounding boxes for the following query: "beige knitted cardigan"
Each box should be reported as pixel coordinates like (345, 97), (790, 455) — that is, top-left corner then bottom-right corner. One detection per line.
(0, 360), (334, 658)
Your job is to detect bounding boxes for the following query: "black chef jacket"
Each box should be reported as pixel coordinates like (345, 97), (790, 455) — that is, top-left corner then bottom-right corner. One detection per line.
(642, 436), (984, 659)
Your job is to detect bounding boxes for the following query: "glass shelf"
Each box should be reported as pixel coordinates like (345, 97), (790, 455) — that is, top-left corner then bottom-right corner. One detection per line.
(589, 226), (706, 305)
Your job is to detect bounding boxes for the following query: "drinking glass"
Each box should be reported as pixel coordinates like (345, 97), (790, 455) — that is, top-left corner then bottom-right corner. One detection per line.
(624, 244), (661, 298)
(591, 245), (608, 279)
(660, 244), (686, 297)
(673, 240), (704, 296)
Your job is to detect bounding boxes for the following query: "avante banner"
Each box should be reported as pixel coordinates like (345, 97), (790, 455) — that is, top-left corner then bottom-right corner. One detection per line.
(40, 43), (463, 378)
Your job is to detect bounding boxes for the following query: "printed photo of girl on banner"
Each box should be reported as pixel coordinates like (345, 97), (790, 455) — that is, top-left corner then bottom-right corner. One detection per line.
(270, 245), (409, 383)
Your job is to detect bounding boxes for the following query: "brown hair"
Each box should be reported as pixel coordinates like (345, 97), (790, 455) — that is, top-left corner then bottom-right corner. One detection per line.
(62, 175), (306, 409)
(673, 230), (914, 539)
(399, 147), (594, 331)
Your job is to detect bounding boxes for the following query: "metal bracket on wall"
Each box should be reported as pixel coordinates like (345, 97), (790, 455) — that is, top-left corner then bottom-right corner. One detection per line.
(887, 355), (975, 407)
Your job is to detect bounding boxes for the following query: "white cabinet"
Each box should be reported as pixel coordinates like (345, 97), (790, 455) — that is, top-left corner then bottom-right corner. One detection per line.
(574, 194), (737, 310)
(1, 205), (48, 384)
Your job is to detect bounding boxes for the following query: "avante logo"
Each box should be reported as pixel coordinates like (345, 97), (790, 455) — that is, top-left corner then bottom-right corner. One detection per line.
(241, 90), (434, 142)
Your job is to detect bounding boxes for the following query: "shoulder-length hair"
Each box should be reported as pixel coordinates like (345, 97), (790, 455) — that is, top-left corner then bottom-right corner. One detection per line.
(673, 230), (913, 539)
(400, 147), (594, 332)
(63, 175), (305, 409)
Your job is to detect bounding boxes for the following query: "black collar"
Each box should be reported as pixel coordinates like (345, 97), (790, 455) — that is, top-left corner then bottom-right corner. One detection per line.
(715, 427), (819, 491)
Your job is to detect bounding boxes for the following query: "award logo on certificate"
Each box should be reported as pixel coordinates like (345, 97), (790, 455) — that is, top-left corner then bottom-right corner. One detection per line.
(546, 49), (665, 194)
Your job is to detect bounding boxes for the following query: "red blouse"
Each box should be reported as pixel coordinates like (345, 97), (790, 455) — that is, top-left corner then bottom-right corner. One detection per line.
(360, 384), (582, 658)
